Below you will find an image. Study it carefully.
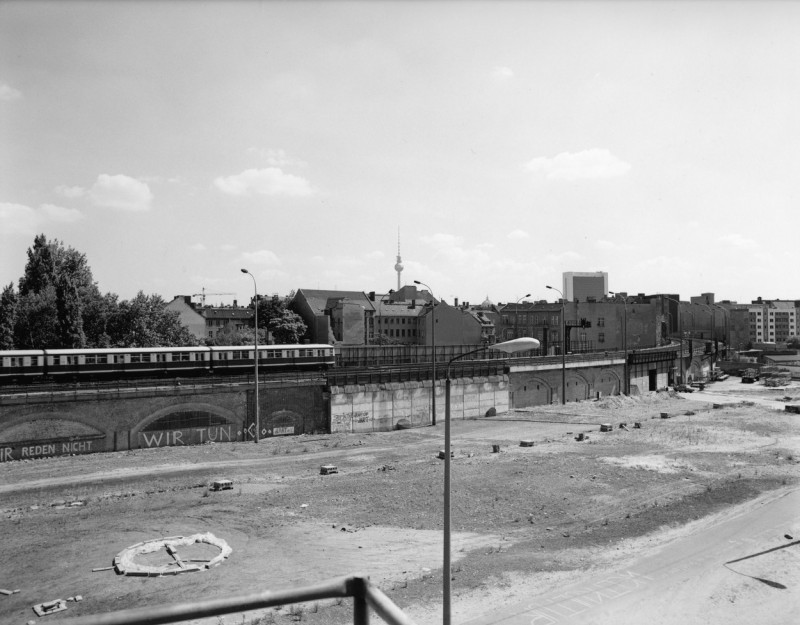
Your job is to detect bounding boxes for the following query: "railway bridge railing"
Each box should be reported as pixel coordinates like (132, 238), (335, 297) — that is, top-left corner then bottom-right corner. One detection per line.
(56, 574), (416, 625)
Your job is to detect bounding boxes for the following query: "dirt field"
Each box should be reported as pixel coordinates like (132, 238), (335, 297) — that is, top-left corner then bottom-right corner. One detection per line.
(2, 380), (799, 625)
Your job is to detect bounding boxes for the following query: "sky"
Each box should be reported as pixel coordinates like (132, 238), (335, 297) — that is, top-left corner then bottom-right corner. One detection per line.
(2, 0), (798, 309)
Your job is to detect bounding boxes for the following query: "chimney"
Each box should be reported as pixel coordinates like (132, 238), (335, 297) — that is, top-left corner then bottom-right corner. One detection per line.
(455, 297), (459, 307)
(233, 299), (238, 307)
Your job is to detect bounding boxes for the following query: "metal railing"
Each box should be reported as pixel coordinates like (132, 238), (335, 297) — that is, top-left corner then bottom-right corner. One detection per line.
(56, 574), (417, 625)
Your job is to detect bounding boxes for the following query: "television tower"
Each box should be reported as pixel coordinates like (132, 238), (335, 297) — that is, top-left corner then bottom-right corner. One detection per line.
(394, 229), (404, 291)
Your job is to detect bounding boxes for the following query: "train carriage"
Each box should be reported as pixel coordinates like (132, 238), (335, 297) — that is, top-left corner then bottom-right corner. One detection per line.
(0, 343), (334, 385)
(0, 349), (46, 384)
(41, 347), (212, 381)
(208, 344), (335, 374)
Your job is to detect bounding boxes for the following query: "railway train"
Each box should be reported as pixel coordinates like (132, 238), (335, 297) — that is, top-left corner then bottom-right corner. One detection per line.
(0, 344), (335, 385)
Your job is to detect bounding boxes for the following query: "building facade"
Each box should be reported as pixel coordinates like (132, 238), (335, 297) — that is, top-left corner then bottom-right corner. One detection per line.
(166, 296), (252, 342)
(563, 271), (608, 302)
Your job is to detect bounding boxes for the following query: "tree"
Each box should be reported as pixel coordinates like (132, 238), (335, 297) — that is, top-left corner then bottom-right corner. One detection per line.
(251, 293), (289, 330)
(13, 287), (59, 349)
(0, 283), (17, 349)
(787, 335), (800, 349)
(372, 332), (403, 345)
(107, 292), (197, 347)
(81, 292), (120, 348)
(206, 325), (266, 347)
(14, 234), (101, 348)
(268, 310), (307, 344)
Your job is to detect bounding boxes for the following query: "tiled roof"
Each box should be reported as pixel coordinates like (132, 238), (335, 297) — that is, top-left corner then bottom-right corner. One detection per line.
(296, 289), (376, 315)
(373, 298), (425, 317)
(201, 307), (252, 319)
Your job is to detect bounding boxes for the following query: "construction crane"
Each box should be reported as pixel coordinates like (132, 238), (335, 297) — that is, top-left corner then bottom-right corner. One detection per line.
(192, 288), (235, 306)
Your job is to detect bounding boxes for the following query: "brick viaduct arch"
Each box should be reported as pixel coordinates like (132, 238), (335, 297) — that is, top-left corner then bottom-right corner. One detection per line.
(132, 402), (242, 438)
(509, 366), (622, 407)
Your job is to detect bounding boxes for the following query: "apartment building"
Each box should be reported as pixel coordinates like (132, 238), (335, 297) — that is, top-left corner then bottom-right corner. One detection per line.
(747, 299), (798, 346)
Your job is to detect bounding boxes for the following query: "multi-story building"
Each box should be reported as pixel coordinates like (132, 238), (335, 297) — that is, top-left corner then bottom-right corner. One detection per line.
(291, 289), (376, 345)
(496, 296), (661, 355)
(166, 296), (252, 341)
(562, 271), (608, 302)
(744, 299), (798, 347)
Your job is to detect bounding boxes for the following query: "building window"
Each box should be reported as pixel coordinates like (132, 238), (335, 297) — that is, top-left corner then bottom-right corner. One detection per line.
(597, 317), (605, 327)
(598, 333), (605, 343)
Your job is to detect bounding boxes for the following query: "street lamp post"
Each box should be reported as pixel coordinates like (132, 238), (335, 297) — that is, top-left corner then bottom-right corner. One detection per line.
(414, 280), (437, 427)
(443, 336), (540, 625)
(713, 304), (729, 358)
(695, 303), (716, 378)
(241, 269), (259, 443)
(609, 291), (629, 395)
(663, 296), (685, 384)
(546, 285), (566, 404)
(513, 293), (531, 339)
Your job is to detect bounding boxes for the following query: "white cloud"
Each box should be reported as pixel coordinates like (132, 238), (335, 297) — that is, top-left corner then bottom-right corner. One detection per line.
(213, 168), (313, 197)
(493, 66), (514, 79)
(718, 233), (758, 250)
(88, 174), (153, 211)
(0, 202), (84, 236)
(544, 250), (582, 264)
(0, 82), (22, 101)
(219, 244), (236, 252)
(0, 202), (38, 235)
(420, 233), (491, 265)
(40, 203), (84, 223)
(241, 250), (281, 266)
(189, 243), (207, 252)
(507, 229), (529, 240)
(245, 148), (307, 168)
(595, 240), (617, 251)
(526, 149), (631, 180)
(55, 185), (85, 198)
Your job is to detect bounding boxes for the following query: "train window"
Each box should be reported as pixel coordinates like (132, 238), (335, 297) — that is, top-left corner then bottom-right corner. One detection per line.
(155, 354), (167, 363)
(61, 355), (78, 365)
(130, 354), (141, 363)
(172, 353), (190, 362)
(232, 350), (245, 359)
(267, 350), (280, 358)
(85, 355), (96, 364)
(141, 354), (151, 363)
(97, 355), (107, 364)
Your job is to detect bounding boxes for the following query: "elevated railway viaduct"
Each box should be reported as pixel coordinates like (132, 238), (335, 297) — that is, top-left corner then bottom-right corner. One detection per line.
(0, 343), (711, 463)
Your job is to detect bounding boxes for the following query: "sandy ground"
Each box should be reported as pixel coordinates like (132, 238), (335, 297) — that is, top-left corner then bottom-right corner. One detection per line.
(1, 381), (799, 625)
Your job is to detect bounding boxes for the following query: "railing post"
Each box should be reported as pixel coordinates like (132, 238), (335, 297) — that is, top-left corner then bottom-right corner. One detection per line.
(348, 575), (370, 625)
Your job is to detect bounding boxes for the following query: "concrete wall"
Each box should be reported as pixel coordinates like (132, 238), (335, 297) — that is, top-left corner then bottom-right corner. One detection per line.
(329, 375), (510, 433)
(508, 358), (624, 405)
(1, 349), (681, 462)
(0, 382), (323, 462)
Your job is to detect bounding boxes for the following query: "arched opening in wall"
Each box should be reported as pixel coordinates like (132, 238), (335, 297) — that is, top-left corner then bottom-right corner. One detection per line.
(144, 412), (230, 431)
(512, 376), (551, 408)
(595, 372), (621, 397)
(565, 375), (589, 402)
(266, 409), (304, 437)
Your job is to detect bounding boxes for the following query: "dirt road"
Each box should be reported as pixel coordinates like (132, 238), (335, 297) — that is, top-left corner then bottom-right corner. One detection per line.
(463, 487), (800, 625)
(1, 387), (798, 625)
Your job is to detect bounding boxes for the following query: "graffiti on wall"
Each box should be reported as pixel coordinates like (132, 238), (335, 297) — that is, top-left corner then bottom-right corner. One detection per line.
(138, 425), (241, 449)
(0, 434), (106, 463)
(331, 410), (370, 432)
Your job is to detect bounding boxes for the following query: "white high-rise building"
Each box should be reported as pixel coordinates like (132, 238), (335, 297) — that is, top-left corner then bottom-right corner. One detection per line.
(563, 271), (608, 302)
